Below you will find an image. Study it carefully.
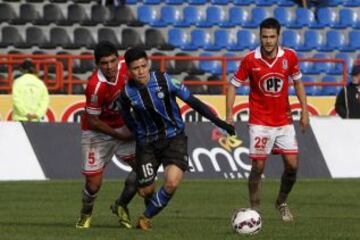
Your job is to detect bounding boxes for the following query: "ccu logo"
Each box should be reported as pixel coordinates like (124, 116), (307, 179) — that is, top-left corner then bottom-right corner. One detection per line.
(6, 108), (56, 122)
(259, 73), (285, 97)
(180, 103), (219, 122)
(61, 101), (85, 123)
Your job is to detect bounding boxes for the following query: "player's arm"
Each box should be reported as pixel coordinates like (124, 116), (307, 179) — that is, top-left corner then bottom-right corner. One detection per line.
(335, 88), (347, 118)
(167, 74), (235, 135)
(87, 114), (132, 140)
(226, 83), (237, 124)
(293, 80), (309, 133)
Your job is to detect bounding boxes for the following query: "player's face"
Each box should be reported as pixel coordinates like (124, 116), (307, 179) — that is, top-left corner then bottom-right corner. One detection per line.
(352, 74), (360, 85)
(128, 57), (150, 85)
(98, 54), (119, 82)
(260, 28), (279, 57)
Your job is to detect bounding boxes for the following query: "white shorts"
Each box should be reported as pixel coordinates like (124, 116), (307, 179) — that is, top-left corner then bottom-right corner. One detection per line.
(81, 126), (135, 176)
(249, 124), (298, 160)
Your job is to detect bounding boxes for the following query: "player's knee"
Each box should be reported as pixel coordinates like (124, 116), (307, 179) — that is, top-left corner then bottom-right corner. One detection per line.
(138, 184), (155, 198)
(164, 179), (180, 194)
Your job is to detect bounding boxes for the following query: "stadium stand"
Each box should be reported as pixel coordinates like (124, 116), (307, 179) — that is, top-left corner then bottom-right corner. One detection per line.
(0, 0), (357, 95)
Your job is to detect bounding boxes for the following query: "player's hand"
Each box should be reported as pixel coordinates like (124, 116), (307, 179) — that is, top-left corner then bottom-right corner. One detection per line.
(115, 126), (133, 140)
(300, 111), (309, 133)
(223, 123), (236, 136)
(226, 114), (234, 125)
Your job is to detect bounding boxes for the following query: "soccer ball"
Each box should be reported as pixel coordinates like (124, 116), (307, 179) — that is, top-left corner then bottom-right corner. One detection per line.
(231, 208), (262, 235)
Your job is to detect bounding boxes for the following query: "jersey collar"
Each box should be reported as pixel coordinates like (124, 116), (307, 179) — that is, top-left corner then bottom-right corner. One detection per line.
(254, 46), (284, 68)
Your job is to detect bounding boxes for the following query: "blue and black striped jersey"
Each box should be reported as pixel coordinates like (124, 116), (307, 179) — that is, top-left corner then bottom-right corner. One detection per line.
(118, 71), (192, 145)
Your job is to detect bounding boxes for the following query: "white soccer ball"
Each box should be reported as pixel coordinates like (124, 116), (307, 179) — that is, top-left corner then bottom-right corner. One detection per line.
(231, 208), (262, 235)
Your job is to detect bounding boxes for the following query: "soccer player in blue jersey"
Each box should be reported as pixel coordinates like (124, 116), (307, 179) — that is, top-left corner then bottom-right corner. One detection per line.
(117, 47), (235, 230)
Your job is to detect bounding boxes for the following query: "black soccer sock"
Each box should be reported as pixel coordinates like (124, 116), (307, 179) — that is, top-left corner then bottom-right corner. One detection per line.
(81, 188), (97, 215)
(277, 169), (297, 205)
(248, 168), (262, 210)
(115, 171), (138, 207)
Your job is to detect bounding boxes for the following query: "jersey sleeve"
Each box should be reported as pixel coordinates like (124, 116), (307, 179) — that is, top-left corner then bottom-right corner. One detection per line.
(84, 80), (103, 116)
(165, 73), (192, 101)
(230, 55), (250, 87)
(288, 51), (302, 81)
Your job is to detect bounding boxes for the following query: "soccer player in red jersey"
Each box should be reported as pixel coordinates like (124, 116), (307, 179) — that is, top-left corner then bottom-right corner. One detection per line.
(226, 18), (309, 222)
(75, 41), (137, 229)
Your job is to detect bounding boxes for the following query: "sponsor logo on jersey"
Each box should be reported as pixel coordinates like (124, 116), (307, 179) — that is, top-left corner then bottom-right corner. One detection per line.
(259, 73), (285, 97)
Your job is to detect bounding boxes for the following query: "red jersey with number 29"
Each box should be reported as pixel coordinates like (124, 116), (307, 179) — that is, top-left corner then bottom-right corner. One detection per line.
(230, 47), (302, 127)
(81, 60), (128, 131)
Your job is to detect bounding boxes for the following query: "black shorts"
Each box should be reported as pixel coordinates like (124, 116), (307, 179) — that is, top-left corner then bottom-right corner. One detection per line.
(135, 133), (188, 187)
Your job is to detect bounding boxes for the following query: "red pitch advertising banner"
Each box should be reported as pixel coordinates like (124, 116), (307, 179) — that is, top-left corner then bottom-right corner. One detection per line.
(0, 95), (337, 122)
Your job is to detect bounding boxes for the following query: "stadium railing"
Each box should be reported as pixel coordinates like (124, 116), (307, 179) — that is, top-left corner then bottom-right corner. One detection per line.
(0, 54), (347, 94)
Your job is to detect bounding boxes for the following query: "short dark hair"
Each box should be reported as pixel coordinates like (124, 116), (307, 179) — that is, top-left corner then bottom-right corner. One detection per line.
(124, 47), (148, 67)
(20, 60), (35, 74)
(260, 18), (281, 34)
(94, 41), (118, 64)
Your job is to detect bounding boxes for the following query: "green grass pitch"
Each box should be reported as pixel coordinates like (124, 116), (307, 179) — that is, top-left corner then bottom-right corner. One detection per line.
(0, 179), (359, 240)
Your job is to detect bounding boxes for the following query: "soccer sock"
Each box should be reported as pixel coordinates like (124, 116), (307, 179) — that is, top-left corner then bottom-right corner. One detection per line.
(144, 186), (173, 219)
(277, 169), (297, 205)
(248, 168), (262, 210)
(115, 171), (138, 208)
(81, 188), (97, 215)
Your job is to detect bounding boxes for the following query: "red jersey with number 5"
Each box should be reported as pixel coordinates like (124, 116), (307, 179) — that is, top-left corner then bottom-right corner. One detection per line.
(81, 60), (128, 131)
(230, 47), (302, 127)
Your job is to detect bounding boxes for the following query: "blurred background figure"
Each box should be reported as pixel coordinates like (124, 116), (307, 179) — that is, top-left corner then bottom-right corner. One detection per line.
(335, 65), (360, 119)
(12, 60), (49, 122)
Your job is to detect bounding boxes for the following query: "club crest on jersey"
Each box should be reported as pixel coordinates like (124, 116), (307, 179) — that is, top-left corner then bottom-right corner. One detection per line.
(282, 59), (288, 70)
(157, 91), (165, 99)
(259, 73), (285, 97)
(90, 94), (98, 104)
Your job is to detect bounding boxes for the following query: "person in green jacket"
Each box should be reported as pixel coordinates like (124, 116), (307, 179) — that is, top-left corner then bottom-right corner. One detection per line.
(12, 60), (49, 122)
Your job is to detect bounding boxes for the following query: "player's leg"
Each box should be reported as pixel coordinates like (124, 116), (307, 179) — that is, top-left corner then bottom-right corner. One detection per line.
(248, 125), (275, 210)
(76, 135), (116, 229)
(137, 133), (188, 230)
(248, 160), (265, 210)
(110, 138), (138, 228)
(273, 124), (298, 222)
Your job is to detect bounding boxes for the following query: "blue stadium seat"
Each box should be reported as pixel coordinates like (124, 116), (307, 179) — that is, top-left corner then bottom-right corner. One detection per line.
(227, 7), (249, 27)
(177, 6), (204, 27)
(165, 0), (185, 4)
(298, 30), (323, 51)
(312, 8), (336, 28)
(158, 6), (181, 26)
(243, 8), (270, 28)
(290, 8), (315, 28)
(224, 53), (239, 73)
(184, 29), (218, 51)
(343, 0), (360, 7)
(288, 85), (296, 96)
(320, 76), (340, 95)
(210, 0), (230, 5)
(255, 0), (276, 6)
(302, 76), (317, 96)
(334, 8), (358, 29)
(297, 53), (314, 74)
(168, 28), (187, 49)
(320, 30), (346, 52)
(187, 0), (207, 4)
(143, 0), (161, 4)
(282, 30), (301, 50)
(125, 0), (138, 4)
(329, 53), (354, 75)
(236, 85), (250, 95)
(274, 7), (294, 27)
(276, 0), (295, 6)
(202, 6), (227, 27)
(235, 30), (257, 50)
(327, 0), (342, 6)
(343, 31), (360, 52)
(137, 6), (159, 26)
(233, 0), (253, 6)
(214, 29), (236, 49)
(199, 52), (221, 74)
(313, 53), (332, 74)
